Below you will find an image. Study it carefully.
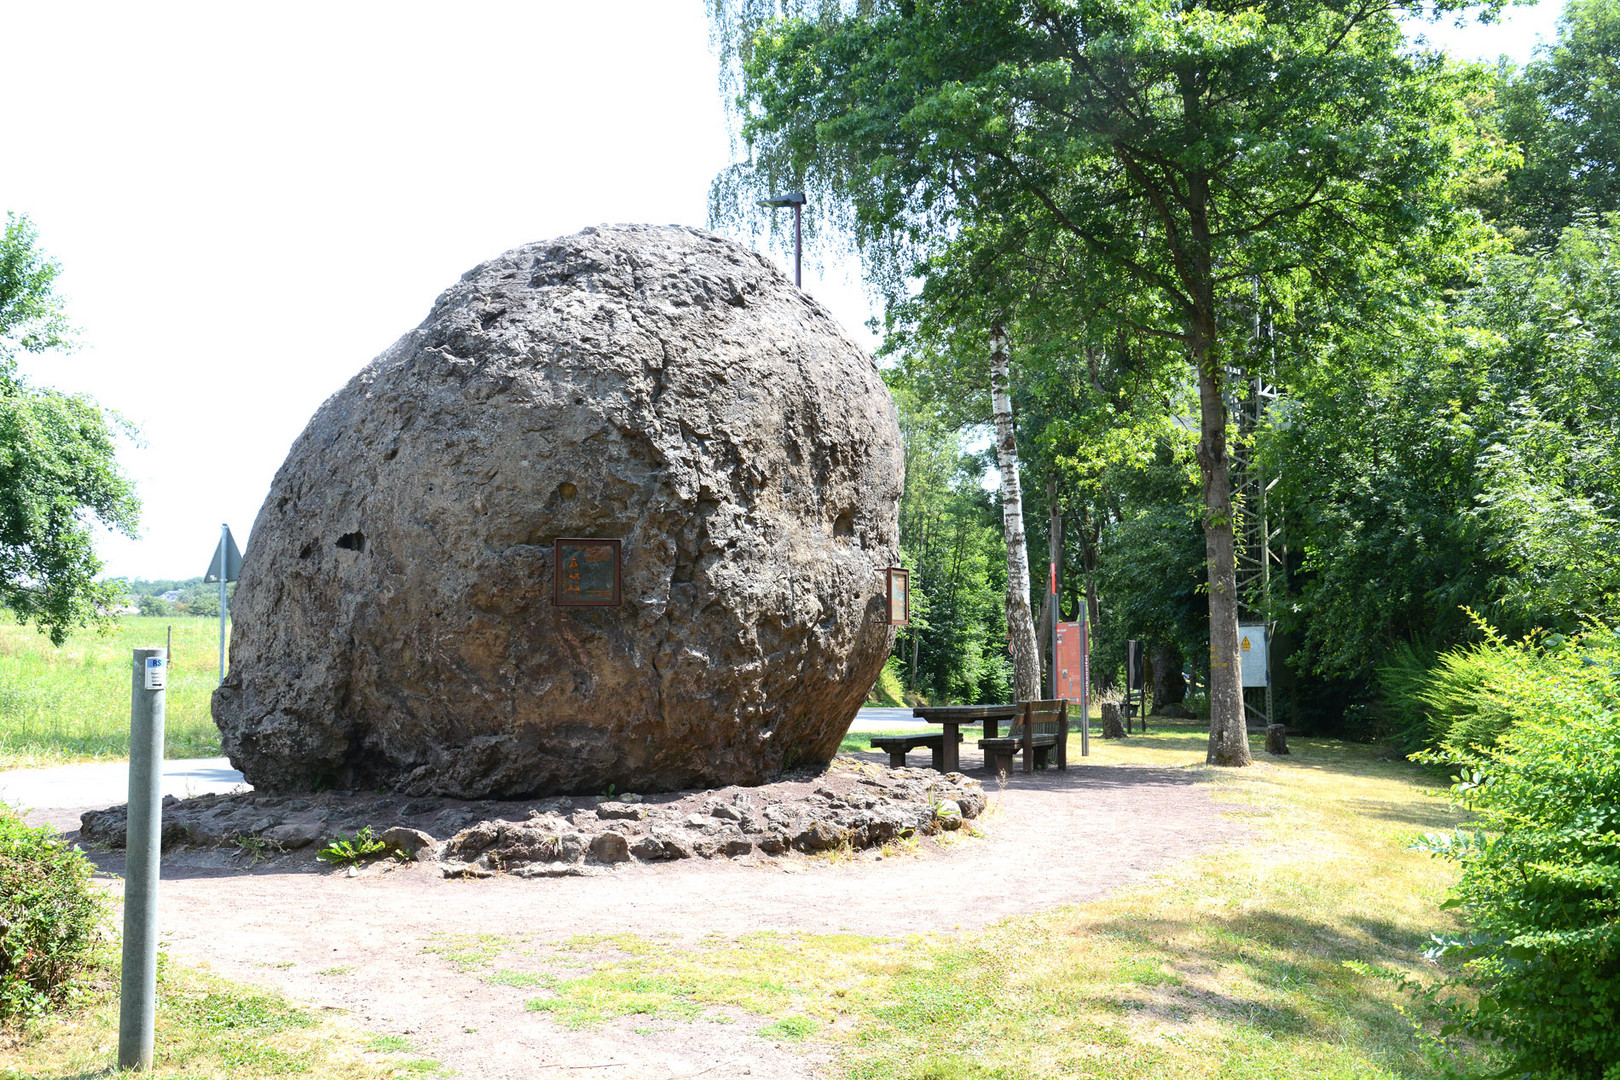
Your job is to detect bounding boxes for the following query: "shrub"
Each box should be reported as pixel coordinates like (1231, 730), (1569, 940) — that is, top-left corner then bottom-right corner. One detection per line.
(866, 657), (907, 707)
(1415, 624), (1620, 1078)
(0, 804), (107, 1023)
(1373, 641), (1436, 755)
(1377, 621), (1545, 758)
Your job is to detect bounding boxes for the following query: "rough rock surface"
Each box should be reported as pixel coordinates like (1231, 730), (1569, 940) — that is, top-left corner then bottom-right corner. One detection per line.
(76, 761), (985, 871)
(213, 225), (902, 797)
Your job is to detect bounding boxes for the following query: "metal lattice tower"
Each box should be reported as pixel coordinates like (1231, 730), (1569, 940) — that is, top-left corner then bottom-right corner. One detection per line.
(1228, 366), (1281, 728)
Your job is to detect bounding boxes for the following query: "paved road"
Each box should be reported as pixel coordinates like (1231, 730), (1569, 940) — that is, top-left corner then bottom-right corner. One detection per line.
(0, 757), (247, 813)
(0, 707), (926, 813)
(846, 705), (925, 731)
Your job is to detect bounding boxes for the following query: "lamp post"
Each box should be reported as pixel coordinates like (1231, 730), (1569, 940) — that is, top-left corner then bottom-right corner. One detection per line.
(757, 191), (806, 288)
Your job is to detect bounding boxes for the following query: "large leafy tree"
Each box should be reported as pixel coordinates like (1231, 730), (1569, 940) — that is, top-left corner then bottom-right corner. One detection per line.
(1492, 0), (1620, 246)
(712, 0), (1486, 763)
(0, 214), (138, 644)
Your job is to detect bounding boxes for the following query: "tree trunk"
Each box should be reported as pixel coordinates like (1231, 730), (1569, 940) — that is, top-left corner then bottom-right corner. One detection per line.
(990, 322), (1043, 702)
(908, 626), (919, 692)
(1035, 482), (1063, 697)
(1150, 643), (1185, 711)
(1078, 506), (1106, 691)
(1194, 348), (1252, 766)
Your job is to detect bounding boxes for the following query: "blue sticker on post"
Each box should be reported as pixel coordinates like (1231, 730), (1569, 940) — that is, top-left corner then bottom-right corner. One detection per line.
(143, 656), (166, 691)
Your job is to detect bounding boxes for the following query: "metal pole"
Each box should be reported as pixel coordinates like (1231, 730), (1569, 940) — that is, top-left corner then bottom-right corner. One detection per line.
(218, 523), (227, 685)
(792, 201), (802, 288)
(1049, 563), (1059, 700)
(120, 647), (166, 1072)
(1080, 615), (1090, 757)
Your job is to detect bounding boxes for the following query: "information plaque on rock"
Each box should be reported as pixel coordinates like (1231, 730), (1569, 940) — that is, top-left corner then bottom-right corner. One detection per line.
(883, 567), (910, 625)
(554, 538), (622, 607)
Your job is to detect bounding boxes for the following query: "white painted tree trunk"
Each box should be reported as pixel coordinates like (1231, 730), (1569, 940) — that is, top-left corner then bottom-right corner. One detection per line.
(989, 322), (1043, 702)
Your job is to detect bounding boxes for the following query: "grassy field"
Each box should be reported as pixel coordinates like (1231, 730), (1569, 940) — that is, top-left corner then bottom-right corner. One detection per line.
(415, 724), (1488, 1079)
(1, 949), (446, 1080)
(0, 616), (226, 769)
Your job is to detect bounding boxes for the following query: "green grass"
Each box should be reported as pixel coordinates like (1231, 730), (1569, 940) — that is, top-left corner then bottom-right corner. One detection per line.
(839, 728), (918, 755)
(1, 950), (433, 1079)
(421, 724), (1492, 1078)
(0, 615), (226, 769)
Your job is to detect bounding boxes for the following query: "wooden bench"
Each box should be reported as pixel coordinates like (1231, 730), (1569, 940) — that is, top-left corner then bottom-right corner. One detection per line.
(978, 699), (1069, 775)
(869, 732), (963, 770)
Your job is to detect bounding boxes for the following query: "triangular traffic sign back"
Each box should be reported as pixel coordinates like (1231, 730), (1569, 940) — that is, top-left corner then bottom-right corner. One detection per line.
(205, 527), (243, 584)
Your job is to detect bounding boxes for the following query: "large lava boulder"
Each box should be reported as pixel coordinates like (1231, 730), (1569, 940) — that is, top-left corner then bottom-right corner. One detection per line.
(213, 225), (902, 798)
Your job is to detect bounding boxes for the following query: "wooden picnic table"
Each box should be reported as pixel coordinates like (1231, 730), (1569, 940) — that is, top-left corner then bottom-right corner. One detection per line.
(911, 704), (1021, 772)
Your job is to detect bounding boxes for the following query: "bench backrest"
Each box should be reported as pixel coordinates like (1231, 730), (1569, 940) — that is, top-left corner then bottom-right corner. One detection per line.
(1018, 698), (1069, 737)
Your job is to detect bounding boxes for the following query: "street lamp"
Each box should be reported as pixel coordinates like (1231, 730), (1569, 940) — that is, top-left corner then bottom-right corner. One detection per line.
(757, 191), (806, 288)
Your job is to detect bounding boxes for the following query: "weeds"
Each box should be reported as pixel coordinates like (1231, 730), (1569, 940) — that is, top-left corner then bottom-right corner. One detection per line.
(316, 827), (390, 866)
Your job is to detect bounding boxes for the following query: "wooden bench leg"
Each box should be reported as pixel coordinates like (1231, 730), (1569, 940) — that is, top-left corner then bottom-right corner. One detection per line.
(888, 749), (908, 768)
(930, 744), (945, 770)
(1034, 745), (1051, 770)
(988, 751), (1014, 776)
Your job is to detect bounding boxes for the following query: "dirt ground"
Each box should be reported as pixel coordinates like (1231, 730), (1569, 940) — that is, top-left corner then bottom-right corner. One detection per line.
(33, 744), (1246, 1080)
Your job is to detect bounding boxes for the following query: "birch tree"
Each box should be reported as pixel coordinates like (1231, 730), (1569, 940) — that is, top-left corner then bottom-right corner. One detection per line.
(989, 321), (1043, 701)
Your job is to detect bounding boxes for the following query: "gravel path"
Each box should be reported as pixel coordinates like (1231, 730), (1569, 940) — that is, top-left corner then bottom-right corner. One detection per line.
(30, 744), (1243, 1080)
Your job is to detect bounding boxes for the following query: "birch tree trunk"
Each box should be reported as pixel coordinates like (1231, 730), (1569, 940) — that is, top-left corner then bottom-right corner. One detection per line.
(989, 322), (1043, 702)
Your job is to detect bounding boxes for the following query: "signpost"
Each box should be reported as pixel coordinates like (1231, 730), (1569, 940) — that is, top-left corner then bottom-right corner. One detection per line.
(203, 524), (242, 685)
(119, 647), (165, 1071)
(1126, 638), (1145, 732)
(1238, 624), (1269, 688)
(1054, 617), (1090, 756)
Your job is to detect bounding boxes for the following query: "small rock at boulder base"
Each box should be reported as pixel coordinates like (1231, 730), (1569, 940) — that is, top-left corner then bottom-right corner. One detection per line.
(213, 225), (903, 799)
(264, 822), (325, 850)
(589, 832), (631, 863)
(380, 826), (439, 859)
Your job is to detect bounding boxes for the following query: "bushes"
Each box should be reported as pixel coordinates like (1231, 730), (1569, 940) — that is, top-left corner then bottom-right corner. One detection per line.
(0, 804), (106, 1023)
(1376, 624), (1547, 758)
(1417, 625), (1620, 1078)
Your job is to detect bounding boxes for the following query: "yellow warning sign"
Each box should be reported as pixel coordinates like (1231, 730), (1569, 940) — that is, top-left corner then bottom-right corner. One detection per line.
(1240, 635), (1251, 652)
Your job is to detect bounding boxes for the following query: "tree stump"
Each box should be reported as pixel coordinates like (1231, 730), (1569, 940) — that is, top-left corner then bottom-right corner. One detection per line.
(1101, 702), (1127, 739)
(1265, 724), (1290, 755)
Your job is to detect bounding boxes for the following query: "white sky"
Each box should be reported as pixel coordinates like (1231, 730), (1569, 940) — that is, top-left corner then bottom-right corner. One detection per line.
(0, 1), (1567, 581)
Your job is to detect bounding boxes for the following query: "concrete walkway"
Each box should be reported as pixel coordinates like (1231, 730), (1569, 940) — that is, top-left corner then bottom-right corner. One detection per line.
(2, 707), (924, 814)
(0, 757), (247, 812)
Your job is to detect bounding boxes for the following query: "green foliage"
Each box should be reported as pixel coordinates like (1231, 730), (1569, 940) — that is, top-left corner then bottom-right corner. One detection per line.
(315, 827), (389, 866)
(1278, 217), (1620, 691)
(0, 214), (137, 646)
(0, 214), (74, 368)
(0, 803), (106, 1024)
(1414, 624), (1620, 1077)
(865, 656), (907, 707)
(888, 378), (1011, 704)
(1491, 0), (1620, 246)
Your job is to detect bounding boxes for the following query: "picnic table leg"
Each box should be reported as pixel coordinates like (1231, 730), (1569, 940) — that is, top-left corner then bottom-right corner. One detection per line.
(941, 721), (960, 772)
(888, 749), (908, 768)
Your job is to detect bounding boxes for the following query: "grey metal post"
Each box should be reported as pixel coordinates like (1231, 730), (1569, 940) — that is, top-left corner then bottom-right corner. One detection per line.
(792, 200), (802, 288)
(217, 523), (228, 685)
(1080, 617), (1091, 757)
(120, 647), (166, 1072)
